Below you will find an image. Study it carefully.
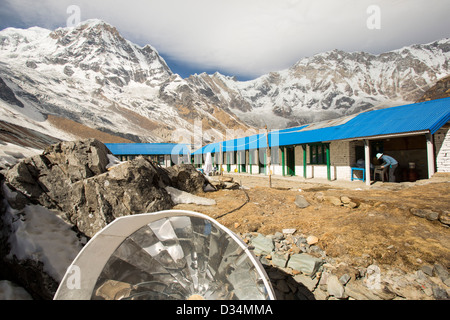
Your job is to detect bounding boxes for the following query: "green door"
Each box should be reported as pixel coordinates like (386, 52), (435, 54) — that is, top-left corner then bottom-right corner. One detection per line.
(286, 147), (295, 176)
(240, 151), (246, 173)
(259, 149), (266, 174)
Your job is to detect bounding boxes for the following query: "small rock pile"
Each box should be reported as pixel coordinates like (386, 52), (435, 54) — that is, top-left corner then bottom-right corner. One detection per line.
(294, 193), (359, 209)
(312, 193), (359, 209)
(206, 176), (241, 190)
(410, 208), (450, 227)
(239, 231), (450, 300)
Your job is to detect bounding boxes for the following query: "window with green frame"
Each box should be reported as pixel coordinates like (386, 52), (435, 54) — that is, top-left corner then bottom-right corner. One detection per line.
(309, 143), (328, 165)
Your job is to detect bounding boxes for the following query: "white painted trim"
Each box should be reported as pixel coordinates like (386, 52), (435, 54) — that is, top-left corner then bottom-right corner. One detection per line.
(426, 133), (436, 178)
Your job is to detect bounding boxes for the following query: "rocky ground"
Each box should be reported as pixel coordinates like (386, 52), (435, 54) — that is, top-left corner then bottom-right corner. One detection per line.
(1, 139), (448, 300)
(173, 173), (450, 300)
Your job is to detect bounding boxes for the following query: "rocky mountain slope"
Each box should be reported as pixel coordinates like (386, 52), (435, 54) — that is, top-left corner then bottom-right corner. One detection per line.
(0, 20), (249, 147)
(417, 75), (450, 102)
(0, 19), (449, 147)
(189, 40), (450, 128)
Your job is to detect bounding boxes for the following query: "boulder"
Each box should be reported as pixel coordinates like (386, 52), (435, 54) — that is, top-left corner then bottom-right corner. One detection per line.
(5, 139), (111, 210)
(432, 286), (449, 300)
(206, 176), (240, 190)
(4, 139), (219, 238)
(4, 141), (174, 237)
(347, 202), (358, 209)
(344, 281), (382, 300)
(67, 157), (174, 237)
(341, 196), (359, 209)
(287, 253), (323, 276)
(313, 192), (324, 201)
(425, 210), (439, 221)
(323, 196), (343, 206)
(421, 265), (434, 276)
(339, 274), (351, 285)
(294, 195), (310, 208)
(164, 164), (213, 193)
(271, 252), (288, 268)
(327, 275), (347, 299)
(410, 208), (427, 218)
(433, 263), (449, 283)
(44, 138), (110, 178)
(251, 234), (275, 256)
(282, 228), (296, 235)
(293, 274), (319, 292)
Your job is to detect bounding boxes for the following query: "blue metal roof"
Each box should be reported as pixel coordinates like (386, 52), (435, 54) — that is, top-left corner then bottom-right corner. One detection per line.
(281, 96), (450, 145)
(193, 97), (450, 154)
(105, 143), (190, 156)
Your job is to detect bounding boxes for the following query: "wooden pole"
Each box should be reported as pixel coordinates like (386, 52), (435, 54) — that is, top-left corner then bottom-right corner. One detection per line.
(303, 145), (307, 178)
(326, 143), (331, 181)
(364, 139), (371, 186)
(265, 126), (272, 188)
(220, 143), (223, 176)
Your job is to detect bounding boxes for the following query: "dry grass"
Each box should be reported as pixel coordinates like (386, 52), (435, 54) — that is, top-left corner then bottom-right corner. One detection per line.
(174, 174), (450, 273)
(47, 115), (134, 143)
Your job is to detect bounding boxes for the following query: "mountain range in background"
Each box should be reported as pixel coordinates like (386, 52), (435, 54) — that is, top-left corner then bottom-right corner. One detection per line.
(0, 19), (449, 155)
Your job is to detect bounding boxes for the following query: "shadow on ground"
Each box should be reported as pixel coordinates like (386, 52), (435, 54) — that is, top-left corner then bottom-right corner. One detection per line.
(263, 265), (315, 300)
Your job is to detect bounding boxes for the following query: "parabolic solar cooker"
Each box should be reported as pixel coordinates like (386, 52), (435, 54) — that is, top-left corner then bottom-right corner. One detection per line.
(54, 210), (275, 300)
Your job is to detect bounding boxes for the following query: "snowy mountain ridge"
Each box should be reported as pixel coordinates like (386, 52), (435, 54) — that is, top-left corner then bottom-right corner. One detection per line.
(0, 19), (249, 147)
(0, 19), (449, 148)
(187, 38), (450, 128)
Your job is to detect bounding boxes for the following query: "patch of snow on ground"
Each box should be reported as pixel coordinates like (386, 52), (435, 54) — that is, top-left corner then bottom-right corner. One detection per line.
(105, 153), (123, 169)
(0, 143), (42, 169)
(0, 280), (33, 300)
(165, 186), (216, 206)
(3, 185), (85, 282)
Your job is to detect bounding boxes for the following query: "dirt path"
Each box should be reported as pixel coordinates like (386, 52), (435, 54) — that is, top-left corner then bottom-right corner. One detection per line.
(174, 173), (450, 273)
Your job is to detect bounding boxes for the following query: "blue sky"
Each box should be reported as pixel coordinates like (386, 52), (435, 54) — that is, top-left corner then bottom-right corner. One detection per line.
(1, 0), (449, 80)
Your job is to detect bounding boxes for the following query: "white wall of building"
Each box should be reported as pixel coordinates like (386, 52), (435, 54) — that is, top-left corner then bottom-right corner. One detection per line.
(435, 126), (450, 172)
(217, 128), (450, 180)
(235, 142), (356, 181)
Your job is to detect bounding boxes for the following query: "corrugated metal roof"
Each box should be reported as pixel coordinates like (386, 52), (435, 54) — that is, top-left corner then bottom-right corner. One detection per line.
(105, 143), (190, 155)
(199, 142), (222, 155)
(336, 97), (449, 137)
(193, 97), (450, 154)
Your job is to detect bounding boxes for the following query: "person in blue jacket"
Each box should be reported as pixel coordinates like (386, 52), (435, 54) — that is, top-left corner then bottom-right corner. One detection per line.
(376, 153), (398, 182)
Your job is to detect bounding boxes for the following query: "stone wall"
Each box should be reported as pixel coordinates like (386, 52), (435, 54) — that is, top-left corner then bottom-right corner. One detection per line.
(435, 126), (450, 173)
(292, 142), (354, 180)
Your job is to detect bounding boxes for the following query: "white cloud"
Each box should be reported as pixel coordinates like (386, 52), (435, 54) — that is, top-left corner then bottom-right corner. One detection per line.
(3, 0), (450, 79)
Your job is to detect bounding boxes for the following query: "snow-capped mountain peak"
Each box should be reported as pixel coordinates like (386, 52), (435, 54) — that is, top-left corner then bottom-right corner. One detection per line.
(0, 20), (448, 148)
(185, 38), (449, 128)
(0, 21), (249, 146)
(48, 20), (172, 85)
